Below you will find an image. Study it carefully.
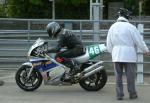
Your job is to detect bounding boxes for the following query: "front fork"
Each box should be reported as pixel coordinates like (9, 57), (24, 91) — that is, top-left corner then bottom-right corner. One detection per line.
(27, 66), (34, 79)
(22, 62), (34, 79)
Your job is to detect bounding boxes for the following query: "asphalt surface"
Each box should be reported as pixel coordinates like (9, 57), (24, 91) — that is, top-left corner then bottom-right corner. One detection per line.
(0, 70), (150, 103)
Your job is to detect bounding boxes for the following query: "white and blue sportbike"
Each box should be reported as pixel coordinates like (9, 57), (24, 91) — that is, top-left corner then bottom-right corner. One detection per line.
(15, 38), (107, 91)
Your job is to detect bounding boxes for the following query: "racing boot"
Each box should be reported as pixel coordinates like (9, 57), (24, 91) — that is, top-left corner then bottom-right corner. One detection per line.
(69, 60), (80, 75)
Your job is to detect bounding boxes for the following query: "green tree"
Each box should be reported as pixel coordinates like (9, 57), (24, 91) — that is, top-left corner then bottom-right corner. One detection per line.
(124, 0), (139, 15)
(6, 0), (89, 19)
(55, 0), (89, 19)
(5, 0), (150, 19)
(142, 0), (150, 15)
(103, 0), (139, 16)
(0, 5), (4, 17)
(7, 0), (51, 18)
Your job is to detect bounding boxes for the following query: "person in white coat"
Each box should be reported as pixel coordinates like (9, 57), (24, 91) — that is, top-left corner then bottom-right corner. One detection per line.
(106, 8), (149, 100)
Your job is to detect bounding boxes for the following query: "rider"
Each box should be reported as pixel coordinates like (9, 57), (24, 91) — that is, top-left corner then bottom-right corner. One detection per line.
(46, 22), (84, 74)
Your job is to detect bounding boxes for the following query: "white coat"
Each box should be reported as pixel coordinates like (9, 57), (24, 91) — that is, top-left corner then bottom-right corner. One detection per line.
(106, 17), (149, 62)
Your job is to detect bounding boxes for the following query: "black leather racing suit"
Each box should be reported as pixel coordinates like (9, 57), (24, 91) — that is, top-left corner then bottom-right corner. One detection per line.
(47, 29), (84, 69)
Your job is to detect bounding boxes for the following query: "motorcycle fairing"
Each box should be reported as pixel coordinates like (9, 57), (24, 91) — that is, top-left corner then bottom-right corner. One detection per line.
(31, 59), (58, 72)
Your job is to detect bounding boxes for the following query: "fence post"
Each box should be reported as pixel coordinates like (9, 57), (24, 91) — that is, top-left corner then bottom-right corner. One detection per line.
(137, 24), (144, 84)
(27, 20), (31, 48)
(92, 2), (100, 42)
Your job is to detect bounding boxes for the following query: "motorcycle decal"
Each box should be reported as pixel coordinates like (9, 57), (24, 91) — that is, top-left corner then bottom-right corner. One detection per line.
(32, 62), (42, 67)
(44, 61), (58, 71)
(45, 61), (52, 65)
(32, 60), (58, 72)
(87, 44), (102, 59)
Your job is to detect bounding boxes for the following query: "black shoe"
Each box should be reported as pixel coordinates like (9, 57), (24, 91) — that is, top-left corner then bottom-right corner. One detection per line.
(70, 68), (80, 76)
(117, 97), (123, 100)
(69, 64), (80, 75)
(0, 80), (4, 86)
(130, 95), (138, 99)
(74, 65), (80, 73)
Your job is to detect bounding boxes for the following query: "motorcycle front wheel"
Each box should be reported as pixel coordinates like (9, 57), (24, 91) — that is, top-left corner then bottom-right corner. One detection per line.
(15, 65), (43, 91)
(79, 64), (107, 91)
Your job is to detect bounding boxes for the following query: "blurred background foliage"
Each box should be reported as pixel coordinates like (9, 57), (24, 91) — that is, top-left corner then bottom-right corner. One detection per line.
(0, 0), (150, 19)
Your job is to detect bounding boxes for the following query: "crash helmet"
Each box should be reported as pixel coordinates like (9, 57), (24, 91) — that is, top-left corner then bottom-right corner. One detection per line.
(46, 22), (62, 38)
(117, 8), (132, 19)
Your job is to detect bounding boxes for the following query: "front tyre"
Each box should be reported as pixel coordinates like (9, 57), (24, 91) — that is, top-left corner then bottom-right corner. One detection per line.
(15, 65), (43, 91)
(79, 69), (107, 91)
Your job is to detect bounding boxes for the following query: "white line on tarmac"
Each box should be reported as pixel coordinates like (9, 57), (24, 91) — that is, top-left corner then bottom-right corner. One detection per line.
(0, 75), (14, 80)
(1, 75), (150, 86)
(107, 82), (150, 86)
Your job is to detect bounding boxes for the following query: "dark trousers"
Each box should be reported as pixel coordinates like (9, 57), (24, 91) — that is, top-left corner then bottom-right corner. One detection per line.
(114, 62), (137, 98)
(55, 46), (84, 68)
(55, 46), (84, 58)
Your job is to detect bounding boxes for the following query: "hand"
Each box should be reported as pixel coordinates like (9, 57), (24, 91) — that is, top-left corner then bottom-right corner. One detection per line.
(36, 50), (47, 55)
(42, 50), (48, 54)
(144, 52), (150, 56)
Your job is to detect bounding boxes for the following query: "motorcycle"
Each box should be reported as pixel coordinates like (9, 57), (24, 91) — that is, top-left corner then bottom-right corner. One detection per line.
(15, 38), (107, 91)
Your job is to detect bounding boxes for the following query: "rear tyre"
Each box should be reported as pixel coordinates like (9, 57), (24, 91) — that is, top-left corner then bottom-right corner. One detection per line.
(15, 65), (43, 91)
(79, 64), (107, 91)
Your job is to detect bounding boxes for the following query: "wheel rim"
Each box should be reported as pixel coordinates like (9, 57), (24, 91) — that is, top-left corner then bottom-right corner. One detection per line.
(83, 72), (103, 87)
(17, 67), (41, 89)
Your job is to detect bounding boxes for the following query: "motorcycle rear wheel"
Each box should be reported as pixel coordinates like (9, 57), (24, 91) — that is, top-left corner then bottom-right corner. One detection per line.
(15, 65), (43, 91)
(79, 64), (107, 91)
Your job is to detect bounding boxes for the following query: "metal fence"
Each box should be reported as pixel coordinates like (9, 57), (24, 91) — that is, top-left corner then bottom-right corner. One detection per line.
(0, 18), (150, 83)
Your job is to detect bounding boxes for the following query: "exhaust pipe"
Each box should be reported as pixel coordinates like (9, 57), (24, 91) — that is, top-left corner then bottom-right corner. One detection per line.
(83, 61), (103, 73)
(82, 66), (104, 79)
